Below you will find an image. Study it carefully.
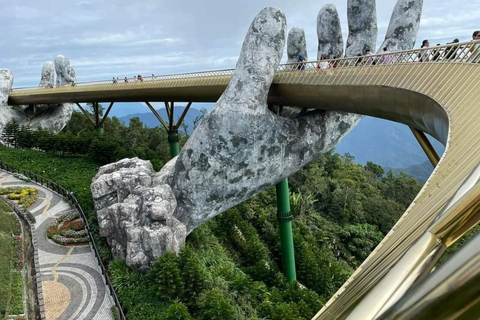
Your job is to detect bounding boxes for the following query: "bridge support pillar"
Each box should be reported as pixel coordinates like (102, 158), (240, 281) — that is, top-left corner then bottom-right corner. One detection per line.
(95, 125), (104, 136)
(276, 178), (296, 282)
(168, 130), (180, 158)
(409, 127), (440, 166)
(145, 101), (193, 159)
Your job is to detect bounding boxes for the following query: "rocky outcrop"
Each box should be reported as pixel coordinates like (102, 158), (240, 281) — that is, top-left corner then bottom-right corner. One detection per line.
(317, 4), (344, 59)
(91, 158), (186, 271)
(54, 55), (76, 86)
(287, 27), (308, 63)
(39, 62), (54, 88)
(346, 0), (378, 56)
(378, 0), (423, 52)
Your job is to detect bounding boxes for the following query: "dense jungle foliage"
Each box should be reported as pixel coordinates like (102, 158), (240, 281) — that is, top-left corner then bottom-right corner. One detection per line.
(0, 110), (477, 319)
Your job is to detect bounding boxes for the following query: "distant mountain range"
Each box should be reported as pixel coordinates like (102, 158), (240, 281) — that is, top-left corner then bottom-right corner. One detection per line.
(391, 161), (434, 182)
(118, 109), (444, 181)
(119, 106), (203, 133)
(335, 116), (444, 169)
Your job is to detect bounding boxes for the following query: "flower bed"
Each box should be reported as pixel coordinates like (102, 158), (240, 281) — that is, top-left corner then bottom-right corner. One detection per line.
(47, 211), (89, 246)
(0, 187), (38, 208)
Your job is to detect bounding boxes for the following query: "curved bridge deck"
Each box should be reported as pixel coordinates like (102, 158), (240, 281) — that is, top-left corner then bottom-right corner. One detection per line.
(9, 42), (480, 319)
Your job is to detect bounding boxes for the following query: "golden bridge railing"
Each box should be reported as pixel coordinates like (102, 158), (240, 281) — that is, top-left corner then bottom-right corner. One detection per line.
(11, 40), (480, 92)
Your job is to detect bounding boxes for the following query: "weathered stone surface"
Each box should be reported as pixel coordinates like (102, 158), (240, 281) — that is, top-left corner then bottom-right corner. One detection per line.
(346, 0), (378, 56)
(0, 69), (25, 133)
(378, 0), (423, 52)
(287, 27), (308, 63)
(317, 4), (344, 59)
(91, 158), (186, 271)
(0, 69), (15, 130)
(92, 7), (360, 269)
(39, 62), (54, 88)
(1, 55), (76, 134)
(91, 3), (425, 269)
(22, 57), (75, 132)
(0, 69), (13, 107)
(54, 55), (76, 86)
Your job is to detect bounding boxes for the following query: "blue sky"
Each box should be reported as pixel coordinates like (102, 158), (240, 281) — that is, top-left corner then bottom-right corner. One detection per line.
(2, 0), (479, 116)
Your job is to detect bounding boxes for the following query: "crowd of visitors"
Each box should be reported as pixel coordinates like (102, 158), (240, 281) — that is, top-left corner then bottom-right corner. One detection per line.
(297, 30), (480, 71)
(19, 30), (479, 91)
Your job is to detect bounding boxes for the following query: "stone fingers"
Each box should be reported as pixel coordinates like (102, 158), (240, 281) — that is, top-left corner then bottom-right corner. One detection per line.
(346, 0), (378, 56)
(216, 7), (286, 113)
(287, 27), (308, 63)
(26, 55), (76, 132)
(317, 4), (344, 60)
(379, 0), (423, 52)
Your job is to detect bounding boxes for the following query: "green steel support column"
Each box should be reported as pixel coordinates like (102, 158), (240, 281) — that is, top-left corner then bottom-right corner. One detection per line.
(276, 178), (296, 282)
(168, 130), (180, 158)
(93, 102), (104, 136)
(95, 126), (104, 136)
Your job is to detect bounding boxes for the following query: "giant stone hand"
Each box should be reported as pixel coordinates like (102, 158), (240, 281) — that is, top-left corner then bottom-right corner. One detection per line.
(0, 55), (75, 133)
(92, 0), (424, 270)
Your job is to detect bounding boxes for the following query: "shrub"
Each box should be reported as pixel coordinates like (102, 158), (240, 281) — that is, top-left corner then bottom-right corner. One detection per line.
(149, 251), (184, 301)
(110, 306), (120, 320)
(178, 246), (207, 303)
(165, 301), (192, 320)
(198, 289), (236, 320)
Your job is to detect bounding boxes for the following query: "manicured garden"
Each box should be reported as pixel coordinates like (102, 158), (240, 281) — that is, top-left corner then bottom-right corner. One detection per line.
(0, 187), (38, 208)
(0, 199), (24, 318)
(47, 211), (89, 245)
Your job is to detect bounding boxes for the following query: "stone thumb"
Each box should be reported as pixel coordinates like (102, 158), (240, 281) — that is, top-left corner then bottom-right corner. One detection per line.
(218, 7), (286, 112)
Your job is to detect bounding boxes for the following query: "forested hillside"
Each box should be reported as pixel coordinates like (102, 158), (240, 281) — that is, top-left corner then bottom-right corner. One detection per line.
(0, 111), (476, 320)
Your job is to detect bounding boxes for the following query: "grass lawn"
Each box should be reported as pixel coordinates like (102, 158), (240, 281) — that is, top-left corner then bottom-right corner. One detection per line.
(0, 199), (24, 316)
(0, 146), (99, 212)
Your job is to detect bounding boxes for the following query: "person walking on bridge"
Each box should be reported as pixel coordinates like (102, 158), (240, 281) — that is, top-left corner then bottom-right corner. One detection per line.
(379, 47), (393, 64)
(419, 40), (430, 62)
(470, 30), (480, 63)
(445, 38), (459, 60)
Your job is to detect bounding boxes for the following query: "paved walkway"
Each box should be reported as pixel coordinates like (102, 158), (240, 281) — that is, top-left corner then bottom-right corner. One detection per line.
(0, 171), (114, 320)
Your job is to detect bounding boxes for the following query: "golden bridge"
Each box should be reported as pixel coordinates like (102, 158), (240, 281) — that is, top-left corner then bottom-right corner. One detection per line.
(9, 40), (480, 319)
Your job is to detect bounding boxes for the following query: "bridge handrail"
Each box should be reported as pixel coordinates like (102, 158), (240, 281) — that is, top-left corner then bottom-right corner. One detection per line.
(0, 161), (126, 320)
(10, 40), (480, 92)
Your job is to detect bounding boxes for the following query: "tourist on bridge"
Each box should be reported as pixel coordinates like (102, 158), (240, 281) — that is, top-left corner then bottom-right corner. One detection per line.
(432, 44), (442, 61)
(379, 47), (393, 64)
(470, 30), (480, 63)
(297, 55), (307, 70)
(329, 57), (339, 68)
(124, 77), (128, 83)
(365, 49), (375, 65)
(445, 39), (459, 60)
(316, 55), (329, 69)
(138, 75), (144, 82)
(419, 40), (430, 62)
(112, 77), (117, 84)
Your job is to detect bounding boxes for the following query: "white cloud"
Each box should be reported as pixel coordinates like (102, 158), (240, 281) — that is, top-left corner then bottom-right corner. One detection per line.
(71, 31), (181, 47)
(3, 0), (480, 88)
